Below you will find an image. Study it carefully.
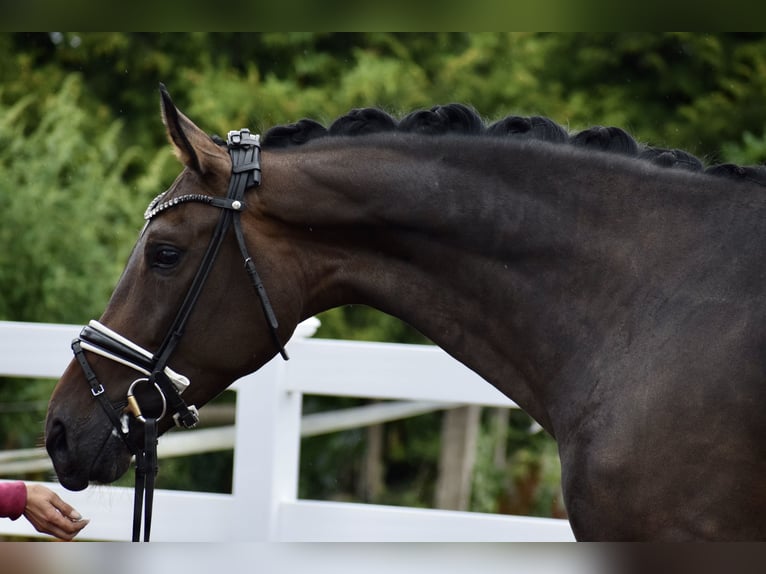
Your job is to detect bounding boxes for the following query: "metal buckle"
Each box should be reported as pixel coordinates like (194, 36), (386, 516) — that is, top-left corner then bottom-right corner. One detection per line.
(91, 384), (105, 397)
(227, 129), (259, 148)
(173, 405), (199, 429)
(227, 129), (242, 145)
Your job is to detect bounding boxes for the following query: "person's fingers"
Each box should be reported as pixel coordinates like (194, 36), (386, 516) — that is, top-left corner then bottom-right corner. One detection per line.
(23, 484), (89, 539)
(31, 512), (89, 540)
(43, 501), (90, 537)
(54, 518), (90, 541)
(46, 490), (83, 521)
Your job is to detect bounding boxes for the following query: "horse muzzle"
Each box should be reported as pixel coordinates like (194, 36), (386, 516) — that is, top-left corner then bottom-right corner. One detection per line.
(45, 409), (133, 491)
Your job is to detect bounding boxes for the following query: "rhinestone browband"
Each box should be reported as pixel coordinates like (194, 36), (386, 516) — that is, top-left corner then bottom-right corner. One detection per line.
(144, 193), (229, 220)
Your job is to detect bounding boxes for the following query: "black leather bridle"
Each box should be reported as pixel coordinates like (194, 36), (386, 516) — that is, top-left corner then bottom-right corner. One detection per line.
(70, 129), (288, 541)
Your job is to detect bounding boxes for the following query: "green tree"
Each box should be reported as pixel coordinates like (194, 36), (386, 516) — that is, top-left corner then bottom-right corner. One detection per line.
(0, 74), (170, 323)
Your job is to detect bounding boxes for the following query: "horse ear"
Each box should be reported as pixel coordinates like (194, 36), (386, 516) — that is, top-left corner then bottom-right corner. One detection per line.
(159, 83), (225, 175)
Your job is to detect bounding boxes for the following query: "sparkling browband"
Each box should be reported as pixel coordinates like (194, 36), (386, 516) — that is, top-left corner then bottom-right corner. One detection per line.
(144, 193), (245, 220)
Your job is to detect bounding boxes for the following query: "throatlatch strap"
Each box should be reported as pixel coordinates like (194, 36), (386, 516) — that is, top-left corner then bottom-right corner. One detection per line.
(229, 141), (288, 360)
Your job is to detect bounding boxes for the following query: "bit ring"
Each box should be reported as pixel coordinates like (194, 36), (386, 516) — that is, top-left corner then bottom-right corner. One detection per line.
(125, 378), (167, 423)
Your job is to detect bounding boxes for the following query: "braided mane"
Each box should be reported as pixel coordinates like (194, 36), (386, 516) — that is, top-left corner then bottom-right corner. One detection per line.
(250, 104), (766, 187)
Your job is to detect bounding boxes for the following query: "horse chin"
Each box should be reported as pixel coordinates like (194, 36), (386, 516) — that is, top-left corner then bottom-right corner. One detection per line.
(89, 444), (133, 486)
(53, 434), (133, 491)
(56, 472), (91, 492)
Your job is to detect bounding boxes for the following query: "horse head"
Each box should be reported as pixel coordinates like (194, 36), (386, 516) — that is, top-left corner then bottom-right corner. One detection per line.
(45, 88), (301, 490)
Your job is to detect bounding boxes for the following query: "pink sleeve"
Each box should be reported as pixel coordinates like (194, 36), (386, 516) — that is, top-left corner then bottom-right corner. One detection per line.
(0, 481), (27, 520)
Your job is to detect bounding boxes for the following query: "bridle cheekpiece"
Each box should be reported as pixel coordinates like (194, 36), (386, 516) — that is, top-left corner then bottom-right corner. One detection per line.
(69, 128), (287, 541)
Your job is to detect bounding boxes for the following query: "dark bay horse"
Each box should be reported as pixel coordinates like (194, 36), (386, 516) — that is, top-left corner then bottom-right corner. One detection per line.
(46, 87), (766, 540)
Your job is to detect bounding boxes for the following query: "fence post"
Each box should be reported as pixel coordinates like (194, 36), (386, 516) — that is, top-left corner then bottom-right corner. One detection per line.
(229, 355), (302, 541)
(435, 404), (482, 510)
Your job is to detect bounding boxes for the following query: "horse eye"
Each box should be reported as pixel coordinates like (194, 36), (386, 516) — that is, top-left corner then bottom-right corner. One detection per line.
(151, 246), (182, 269)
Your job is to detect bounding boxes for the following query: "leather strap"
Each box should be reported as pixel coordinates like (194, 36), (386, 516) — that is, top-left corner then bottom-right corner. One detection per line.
(132, 417), (158, 542)
(72, 339), (134, 453)
(152, 371), (198, 428)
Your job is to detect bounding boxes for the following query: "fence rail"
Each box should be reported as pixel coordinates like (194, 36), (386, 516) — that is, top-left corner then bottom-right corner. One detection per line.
(0, 320), (574, 541)
(0, 400), (457, 475)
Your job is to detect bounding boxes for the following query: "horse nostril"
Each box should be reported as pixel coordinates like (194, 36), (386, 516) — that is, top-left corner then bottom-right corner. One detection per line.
(45, 419), (68, 461)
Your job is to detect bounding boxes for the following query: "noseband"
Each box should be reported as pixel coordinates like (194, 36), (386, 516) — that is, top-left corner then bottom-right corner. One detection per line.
(69, 129), (288, 541)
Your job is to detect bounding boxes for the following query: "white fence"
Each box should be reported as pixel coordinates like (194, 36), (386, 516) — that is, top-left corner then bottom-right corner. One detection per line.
(0, 320), (573, 541)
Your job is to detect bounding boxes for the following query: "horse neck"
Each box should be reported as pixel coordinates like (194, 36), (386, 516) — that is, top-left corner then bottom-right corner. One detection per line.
(258, 136), (740, 435)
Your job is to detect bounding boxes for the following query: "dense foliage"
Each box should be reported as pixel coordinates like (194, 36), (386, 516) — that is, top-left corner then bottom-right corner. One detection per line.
(2, 33), (766, 514)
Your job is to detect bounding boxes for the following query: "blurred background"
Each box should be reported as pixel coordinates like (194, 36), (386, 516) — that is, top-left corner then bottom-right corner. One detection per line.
(3, 33), (766, 532)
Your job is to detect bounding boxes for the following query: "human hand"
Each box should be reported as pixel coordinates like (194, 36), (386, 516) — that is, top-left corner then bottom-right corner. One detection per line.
(22, 483), (89, 540)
